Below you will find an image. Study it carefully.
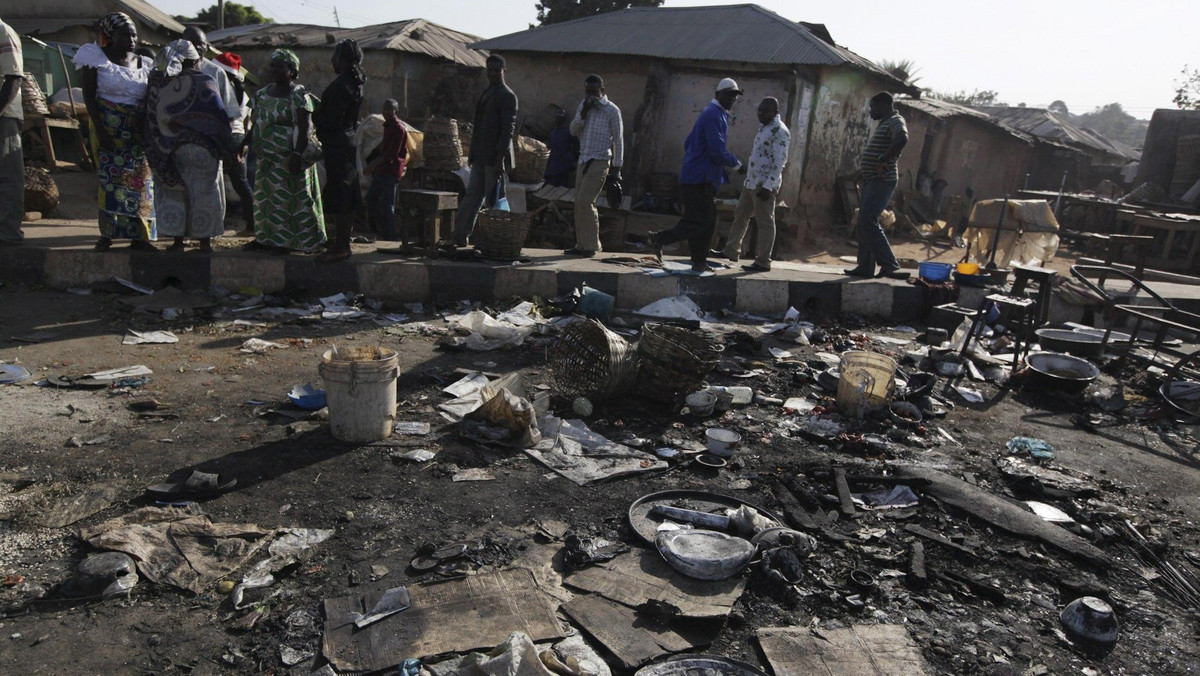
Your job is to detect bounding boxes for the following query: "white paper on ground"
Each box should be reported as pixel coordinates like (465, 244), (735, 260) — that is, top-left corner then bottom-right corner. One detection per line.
(84, 365), (153, 380)
(122, 330), (178, 345)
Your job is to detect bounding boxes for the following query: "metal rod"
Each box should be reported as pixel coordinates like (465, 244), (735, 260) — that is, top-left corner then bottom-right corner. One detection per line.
(986, 195), (1008, 269)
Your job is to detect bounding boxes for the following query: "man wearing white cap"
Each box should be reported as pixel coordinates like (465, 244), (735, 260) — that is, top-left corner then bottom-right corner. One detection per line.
(650, 78), (742, 272)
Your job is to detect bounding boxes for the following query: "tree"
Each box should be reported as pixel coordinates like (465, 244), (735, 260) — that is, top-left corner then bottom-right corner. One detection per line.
(878, 58), (920, 85)
(1076, 103), (1149, 149)
(928, 89), (1003, 107)
(1174, 65), (1200, 110)
(535, 0), (663, 26)
(175, 2), (273, 29)
(1048, 100), (1070, 115)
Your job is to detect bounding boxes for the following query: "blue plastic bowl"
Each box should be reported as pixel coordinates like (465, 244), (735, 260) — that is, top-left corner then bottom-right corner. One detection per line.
(288, 383), (328, 410)
(918, 262), (953, 282)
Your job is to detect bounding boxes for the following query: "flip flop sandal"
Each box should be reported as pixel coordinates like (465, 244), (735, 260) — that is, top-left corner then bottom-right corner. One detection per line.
(145, 470), (237, 498)
(409, 555), (441, 572)
(46, 374), (110, 390)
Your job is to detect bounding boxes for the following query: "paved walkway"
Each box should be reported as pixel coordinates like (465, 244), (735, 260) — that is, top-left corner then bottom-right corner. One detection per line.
(4, 220), (1198, 321)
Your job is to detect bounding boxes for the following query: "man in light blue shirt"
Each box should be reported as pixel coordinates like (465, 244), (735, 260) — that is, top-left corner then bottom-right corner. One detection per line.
(650, 78), (742, 272)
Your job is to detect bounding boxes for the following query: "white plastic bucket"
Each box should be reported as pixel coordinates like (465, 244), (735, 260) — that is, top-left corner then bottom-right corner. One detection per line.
(319, 346), (399, 442)
(706, 428), (742, 457)
(836, 351), (897, 419)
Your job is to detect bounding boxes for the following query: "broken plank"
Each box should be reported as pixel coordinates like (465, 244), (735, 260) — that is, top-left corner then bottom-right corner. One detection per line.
(907, 541), (927, 590)
(561, 594), (721, 670)
(897, 466), (1110, 568)
(904, 524), (978, 558)
(834, 468), (856, 516)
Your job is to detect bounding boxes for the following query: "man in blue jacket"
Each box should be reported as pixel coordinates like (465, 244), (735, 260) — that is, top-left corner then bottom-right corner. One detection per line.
(650, 78), (743, 272)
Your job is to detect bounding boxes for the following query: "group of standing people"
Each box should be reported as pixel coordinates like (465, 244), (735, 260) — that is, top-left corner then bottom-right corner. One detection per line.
(2, 13), (911, 275)
(58, 12), (400, 262)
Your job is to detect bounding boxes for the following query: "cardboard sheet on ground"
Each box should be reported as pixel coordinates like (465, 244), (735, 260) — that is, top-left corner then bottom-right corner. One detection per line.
(562, 548), (745, 618)
(525, 415), (667, 485)
(80, 505), (273, 593)
(757, 625), (929, 676)
(33, 483), (120, 528)
(561, 594), (722, 669)
(321, 568), (564, 673)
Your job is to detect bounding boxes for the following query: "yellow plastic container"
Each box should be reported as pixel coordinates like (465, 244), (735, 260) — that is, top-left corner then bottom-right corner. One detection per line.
(957, 262), (980, 275)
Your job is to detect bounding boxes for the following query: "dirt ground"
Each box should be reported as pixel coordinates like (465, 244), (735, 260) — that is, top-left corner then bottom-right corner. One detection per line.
(1, 277), (1199, 675)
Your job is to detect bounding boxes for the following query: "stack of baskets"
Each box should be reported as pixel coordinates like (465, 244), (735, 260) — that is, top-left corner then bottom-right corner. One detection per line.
(636, 323), (723, 402)
(20, 74), (50, 119)
(423, 116), (465, 171)
(473, 209), (533, 260)
(457, 121), (473, 166)
(550, 319), (637, 400)
(511, 135), (551, 184)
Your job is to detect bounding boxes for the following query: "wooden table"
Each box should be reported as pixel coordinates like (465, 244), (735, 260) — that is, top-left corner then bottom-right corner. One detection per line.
(396, 189), (458, 247)
(1115, 210), (1200, 273)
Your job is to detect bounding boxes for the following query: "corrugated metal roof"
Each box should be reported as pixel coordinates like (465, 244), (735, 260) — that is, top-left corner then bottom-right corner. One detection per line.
(210, 19), (487, 68)
(472, 4), (914, 91)
(896, 97), (1033, 145)
(6, 0), (185, 37)
(980, 106), (1140, 161)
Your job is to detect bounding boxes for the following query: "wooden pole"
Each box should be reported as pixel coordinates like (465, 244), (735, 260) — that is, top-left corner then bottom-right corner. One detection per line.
(218, 0), (226, 30)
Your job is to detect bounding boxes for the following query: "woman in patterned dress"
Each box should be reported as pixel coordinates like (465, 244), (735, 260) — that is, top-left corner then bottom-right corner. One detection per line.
(74, 12), (156, 251)
(144, 40), (233, 253)
(246, 49), (325, 253)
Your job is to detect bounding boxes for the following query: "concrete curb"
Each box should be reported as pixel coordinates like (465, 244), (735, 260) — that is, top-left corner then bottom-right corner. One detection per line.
(2, 245), (1195, 321)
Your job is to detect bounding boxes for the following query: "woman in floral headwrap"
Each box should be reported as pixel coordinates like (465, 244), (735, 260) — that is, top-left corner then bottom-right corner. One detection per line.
(246, 48), (325, 253)
(73, 12), (157, 251)
(144, 40), (232, 253)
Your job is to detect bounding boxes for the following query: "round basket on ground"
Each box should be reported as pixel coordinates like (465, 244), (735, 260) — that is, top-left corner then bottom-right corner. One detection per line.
(511, 135), (551, 184)
(423, 116), (465, 171)
(636, 324), (723, 403)
(473, 209), (532, 260)
(550, 319), (638, 400)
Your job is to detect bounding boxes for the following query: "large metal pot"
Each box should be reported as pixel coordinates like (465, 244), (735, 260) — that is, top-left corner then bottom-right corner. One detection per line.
(1035, 329), (1106, 359)
(1025, 352), (1100, 393)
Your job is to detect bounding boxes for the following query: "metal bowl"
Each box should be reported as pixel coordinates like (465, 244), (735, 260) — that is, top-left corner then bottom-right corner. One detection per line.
(1025, 352), (1100, 393)
(1060, 596), (1119, 648)
(1035, 329), (1105, 359)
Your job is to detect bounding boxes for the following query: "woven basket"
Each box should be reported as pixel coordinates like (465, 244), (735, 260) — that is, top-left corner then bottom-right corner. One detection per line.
(20, 74), (50, 118)
(423, 116), (465, 171)
(511, 135), (551, 183)
(550, 319), (637, 400)
(473, 209), (532, 260)
(636, 323), (723, 402)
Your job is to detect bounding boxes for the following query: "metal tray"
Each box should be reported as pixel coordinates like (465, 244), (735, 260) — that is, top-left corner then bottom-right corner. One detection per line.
(634, 654), (771, 676)
(628, 489), (785, 545)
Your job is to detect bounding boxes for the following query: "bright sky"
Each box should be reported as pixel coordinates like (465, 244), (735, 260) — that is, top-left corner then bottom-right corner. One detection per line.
(156, 0), (1192, 119)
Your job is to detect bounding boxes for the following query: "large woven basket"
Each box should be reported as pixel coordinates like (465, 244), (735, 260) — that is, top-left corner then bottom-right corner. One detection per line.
(423, 116), (465, 171)
(511, 135), (551, 184)
(550, 319), (637, 400)
(473, 209), (532, 260)
(636, 323), (723, 403)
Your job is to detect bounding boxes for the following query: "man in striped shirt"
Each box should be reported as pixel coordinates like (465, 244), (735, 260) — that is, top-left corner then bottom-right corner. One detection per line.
(846, 92), (909, 279)
(565, 74), (623, 257)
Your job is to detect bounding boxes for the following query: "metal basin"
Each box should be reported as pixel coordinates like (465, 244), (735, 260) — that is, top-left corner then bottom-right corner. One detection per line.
(1025, 352), (1100, 393)
(1035, 329), (1105, 358)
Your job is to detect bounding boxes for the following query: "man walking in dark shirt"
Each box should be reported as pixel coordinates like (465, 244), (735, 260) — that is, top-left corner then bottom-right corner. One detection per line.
(453, 54), (518, 248)
(846, 92), (909, 279)
(650, 78), (743, 272)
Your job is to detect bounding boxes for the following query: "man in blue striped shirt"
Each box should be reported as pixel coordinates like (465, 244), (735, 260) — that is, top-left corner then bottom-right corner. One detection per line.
(846, 92), (909, 279)
(650, 78), (743, 272)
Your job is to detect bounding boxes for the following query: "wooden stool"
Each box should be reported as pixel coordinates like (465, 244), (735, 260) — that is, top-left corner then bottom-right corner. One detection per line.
(1009, 266), (1057, 327)
(396, 189), (458, 248)
(958, 293), (1038, 373)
